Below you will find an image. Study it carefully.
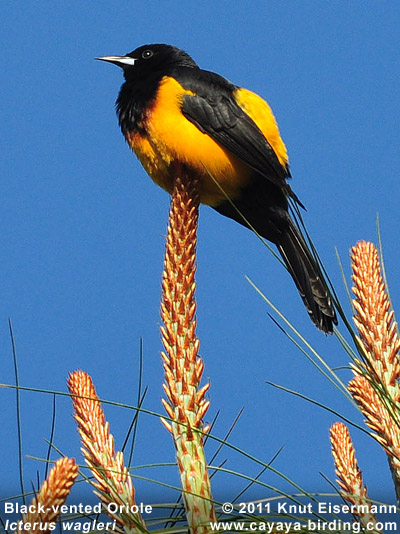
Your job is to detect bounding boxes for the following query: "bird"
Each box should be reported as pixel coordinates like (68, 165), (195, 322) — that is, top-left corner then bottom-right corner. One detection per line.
(97, 44), (337, 333)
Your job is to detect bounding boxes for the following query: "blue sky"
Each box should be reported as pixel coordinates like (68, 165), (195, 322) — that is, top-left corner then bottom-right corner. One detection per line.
(2, 0), (400, 515)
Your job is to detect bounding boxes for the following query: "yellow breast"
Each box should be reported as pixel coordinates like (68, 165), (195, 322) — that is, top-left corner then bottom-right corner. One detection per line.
(126, 76), (252, 206)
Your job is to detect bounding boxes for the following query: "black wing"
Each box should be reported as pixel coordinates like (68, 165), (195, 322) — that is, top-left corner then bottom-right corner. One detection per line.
(177, 68), (290, 189)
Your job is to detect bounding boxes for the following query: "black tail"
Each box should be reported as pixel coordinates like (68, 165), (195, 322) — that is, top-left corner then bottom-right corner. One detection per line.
(277, 219), (337, 333)
(212, 179), (337, 333)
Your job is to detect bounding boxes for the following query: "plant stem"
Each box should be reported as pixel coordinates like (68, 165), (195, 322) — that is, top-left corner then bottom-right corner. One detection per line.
(160, 172), (216, 533)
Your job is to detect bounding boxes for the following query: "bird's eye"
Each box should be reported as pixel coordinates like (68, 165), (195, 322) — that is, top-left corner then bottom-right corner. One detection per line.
(142, 49), (153, 59)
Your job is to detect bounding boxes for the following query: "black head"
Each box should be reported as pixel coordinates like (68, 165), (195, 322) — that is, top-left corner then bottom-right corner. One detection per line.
(96, 44), (198, 80)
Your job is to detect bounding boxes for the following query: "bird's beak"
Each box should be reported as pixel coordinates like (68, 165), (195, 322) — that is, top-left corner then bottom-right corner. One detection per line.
(95, 55), (137, 68)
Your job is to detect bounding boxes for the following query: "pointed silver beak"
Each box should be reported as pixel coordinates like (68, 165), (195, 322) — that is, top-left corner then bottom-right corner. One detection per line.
(95, 55), (137, 67)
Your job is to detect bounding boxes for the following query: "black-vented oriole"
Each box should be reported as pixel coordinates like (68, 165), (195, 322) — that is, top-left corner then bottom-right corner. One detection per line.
(97, 44), (337, 333)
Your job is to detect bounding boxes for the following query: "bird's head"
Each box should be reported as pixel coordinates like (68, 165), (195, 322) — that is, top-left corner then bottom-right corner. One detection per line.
(96, 44), (198, 80)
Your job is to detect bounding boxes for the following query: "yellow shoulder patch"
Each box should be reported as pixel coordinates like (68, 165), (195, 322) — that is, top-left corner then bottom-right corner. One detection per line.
(233, 88), (289, 168)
